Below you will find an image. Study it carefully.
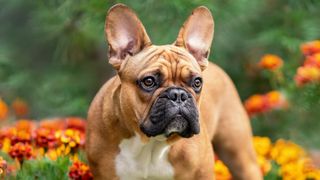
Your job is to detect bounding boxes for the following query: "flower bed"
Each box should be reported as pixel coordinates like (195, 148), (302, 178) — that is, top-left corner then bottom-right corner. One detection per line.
(0, 118), (319, 179)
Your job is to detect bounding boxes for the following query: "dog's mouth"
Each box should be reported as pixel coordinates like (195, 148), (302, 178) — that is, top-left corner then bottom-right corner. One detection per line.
(164, 114), (196, 138)
(140, 87), (200, 138)
(140, 114), (199, 138)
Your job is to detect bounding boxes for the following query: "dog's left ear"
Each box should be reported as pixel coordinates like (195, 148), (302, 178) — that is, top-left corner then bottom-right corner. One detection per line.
(175, 6), (214, 71)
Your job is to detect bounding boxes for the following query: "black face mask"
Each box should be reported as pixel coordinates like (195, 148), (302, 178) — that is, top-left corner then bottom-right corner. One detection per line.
(140, 87), (200, 138)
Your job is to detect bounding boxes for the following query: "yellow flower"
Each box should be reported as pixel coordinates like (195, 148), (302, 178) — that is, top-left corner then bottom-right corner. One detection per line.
(45, 149), (58, 161)
(279, 158), (320, 180)
(259, 54), (283, 70)
(214, 160), (232, 180)
(253, 136), (272, 157)
(295, 66), (320, 86)
(56, 144), (71, 156)
(1, 138), (11, 153)
(55, 129), (82, 153)
(257, 155), (272, 175)
(280, 160), (305, 180)
(270, 139), (305, 165)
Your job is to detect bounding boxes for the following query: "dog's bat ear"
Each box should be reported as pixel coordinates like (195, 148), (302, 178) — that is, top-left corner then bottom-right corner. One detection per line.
(105, 4), (152, 70)
(175, 6), (214, 71)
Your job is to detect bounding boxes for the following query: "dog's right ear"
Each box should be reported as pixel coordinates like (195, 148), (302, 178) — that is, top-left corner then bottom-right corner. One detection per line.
(105, 4), (151, 70)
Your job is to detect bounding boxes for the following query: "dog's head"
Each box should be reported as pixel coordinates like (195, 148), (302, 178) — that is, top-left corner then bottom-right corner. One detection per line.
(105, 4), (214, 140)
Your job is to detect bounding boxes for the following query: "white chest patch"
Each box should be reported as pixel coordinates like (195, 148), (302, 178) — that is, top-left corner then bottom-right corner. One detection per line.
(115, 135), (174, 180)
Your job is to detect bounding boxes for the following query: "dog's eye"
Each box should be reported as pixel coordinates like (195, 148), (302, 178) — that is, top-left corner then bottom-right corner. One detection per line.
(141, 76), (157, 91)
(192, 77), (202, 92)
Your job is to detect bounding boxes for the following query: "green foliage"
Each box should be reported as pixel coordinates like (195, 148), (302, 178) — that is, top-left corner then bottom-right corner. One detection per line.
(15, 157), (71, 180)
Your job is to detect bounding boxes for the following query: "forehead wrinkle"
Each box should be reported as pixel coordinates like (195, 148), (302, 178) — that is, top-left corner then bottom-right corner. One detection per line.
(170, 48), (201, 72)
(130, 46), (164, 69)
(164, 50), (177, 83)
(159, 52), (173, 85)
(157, 48), (199, 87)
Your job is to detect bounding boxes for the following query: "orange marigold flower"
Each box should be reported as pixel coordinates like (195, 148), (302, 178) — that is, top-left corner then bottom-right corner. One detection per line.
(0, 98), (9, 121)
(68, 160), (93, 180)
(9, 142), (33, 162)
(39, 118), (66, 131)
(15, 120), (35, 132)
(304, 53), (320, 68)
(10, 129), (32, 145)
(295, 66), (320, 86)
(265, 91), (287, 109)
(34, 127), (57, 149)
(301, 40), (320, 56)
(0, 156), (7, 176)
(245, 91), (287, 116)
(11, 98), (29, 118)
(259, 54), (283, 70)
(244, 95), (267, 116)
(65, 117), (86, 132)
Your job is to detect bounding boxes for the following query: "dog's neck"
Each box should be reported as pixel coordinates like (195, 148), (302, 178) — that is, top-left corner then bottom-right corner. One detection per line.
(115, 134), (174, 179)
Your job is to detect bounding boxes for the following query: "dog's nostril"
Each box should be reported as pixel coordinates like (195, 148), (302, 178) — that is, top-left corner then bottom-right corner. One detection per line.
(172, 93), (178, 101)
(181, 92), (187, 102)
(169, 88), (188, 103)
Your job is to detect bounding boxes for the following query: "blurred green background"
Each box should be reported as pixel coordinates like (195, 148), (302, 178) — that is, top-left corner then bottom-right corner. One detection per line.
(0, 0), (320, 148)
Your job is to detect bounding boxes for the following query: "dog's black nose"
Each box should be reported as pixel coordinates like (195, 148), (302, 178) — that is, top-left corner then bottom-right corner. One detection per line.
(168, 88), (188, 103)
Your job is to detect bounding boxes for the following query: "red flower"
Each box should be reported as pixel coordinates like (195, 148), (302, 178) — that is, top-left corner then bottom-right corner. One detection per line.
(69, 161), (93, 180)
(9, 143), (33, 162)
(34, 127), (57, 149)
(304, 53), (320, 68)
(10, 130), (32, 145)
(301, 40), (320, 56)
(244, 91), (287, 116)
(244, 95), (267, 116)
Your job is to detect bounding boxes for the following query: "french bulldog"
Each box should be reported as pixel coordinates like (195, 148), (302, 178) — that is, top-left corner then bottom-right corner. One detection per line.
(86, 3), (262, 180)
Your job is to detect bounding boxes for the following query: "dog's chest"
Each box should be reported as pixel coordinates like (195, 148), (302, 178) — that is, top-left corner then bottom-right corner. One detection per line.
(115, 135), (174, 180)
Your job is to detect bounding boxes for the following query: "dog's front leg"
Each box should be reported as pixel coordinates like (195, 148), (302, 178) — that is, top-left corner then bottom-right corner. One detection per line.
(213, 95), (262, 180)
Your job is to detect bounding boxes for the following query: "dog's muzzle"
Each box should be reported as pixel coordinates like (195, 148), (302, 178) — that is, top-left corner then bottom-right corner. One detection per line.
(140, 87), (200, 138)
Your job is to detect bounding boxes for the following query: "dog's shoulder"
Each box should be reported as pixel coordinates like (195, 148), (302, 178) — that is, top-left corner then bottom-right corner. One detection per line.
(87, 75), (119, 124)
